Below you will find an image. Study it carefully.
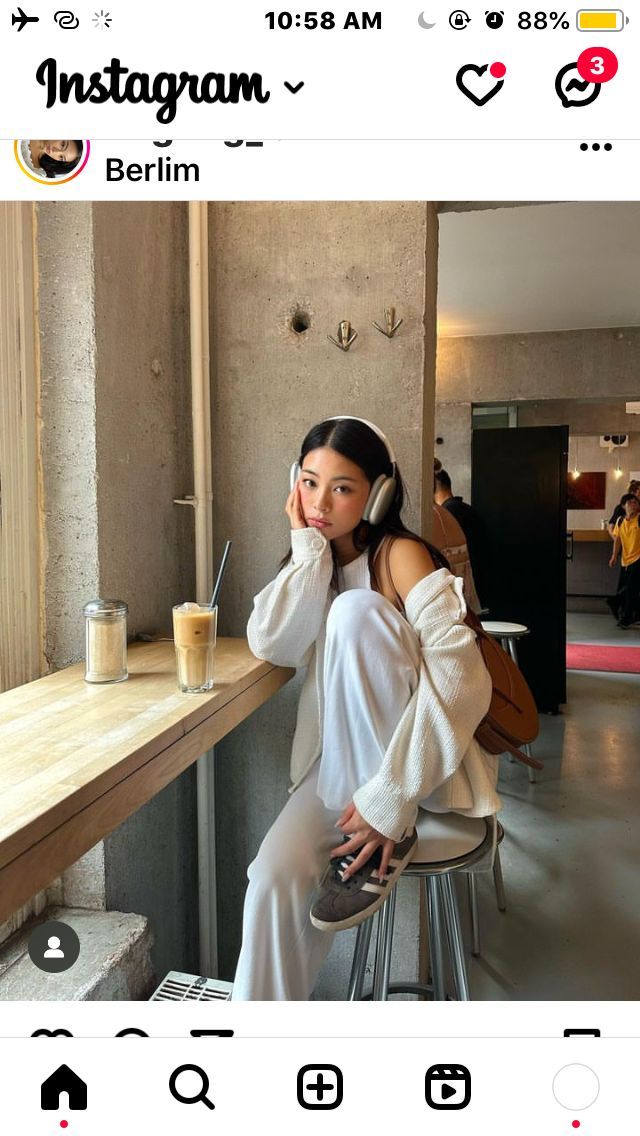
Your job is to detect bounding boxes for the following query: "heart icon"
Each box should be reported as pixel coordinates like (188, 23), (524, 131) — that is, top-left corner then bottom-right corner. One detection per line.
(456, 62), (506, 105)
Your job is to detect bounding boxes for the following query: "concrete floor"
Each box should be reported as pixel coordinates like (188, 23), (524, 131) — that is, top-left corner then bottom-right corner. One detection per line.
(467, 613), (640, 1000)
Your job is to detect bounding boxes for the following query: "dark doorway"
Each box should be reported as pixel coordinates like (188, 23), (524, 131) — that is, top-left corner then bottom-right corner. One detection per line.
(472, 425), (569, 713)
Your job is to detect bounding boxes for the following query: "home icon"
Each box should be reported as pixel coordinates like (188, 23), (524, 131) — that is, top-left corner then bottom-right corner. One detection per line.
(41, 1064), (88, 1111)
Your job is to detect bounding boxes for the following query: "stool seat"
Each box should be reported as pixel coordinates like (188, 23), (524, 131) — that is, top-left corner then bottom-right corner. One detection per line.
(413, 811), (488, 866)
(481, 620), (529, 638)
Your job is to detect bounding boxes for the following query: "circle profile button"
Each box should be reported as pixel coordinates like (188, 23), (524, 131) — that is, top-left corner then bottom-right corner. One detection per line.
(28, 920), (81, 974)
(552, 1064), (600, 1111)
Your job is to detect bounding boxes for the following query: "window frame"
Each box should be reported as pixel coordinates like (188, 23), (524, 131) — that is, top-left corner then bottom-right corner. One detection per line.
(0, 202), (48, 945)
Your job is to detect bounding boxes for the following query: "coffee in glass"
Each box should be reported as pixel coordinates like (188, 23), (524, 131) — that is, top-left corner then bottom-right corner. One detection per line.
(172, 602), (217, 693)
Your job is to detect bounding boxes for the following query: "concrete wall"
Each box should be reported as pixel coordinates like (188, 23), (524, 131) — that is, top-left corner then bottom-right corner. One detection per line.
(518, 399), (640, 436)
(36, 202), (199, 986)
(435, 327), (640, 503)
(92, 204), (195, 636)
(208, 202), (436, 994)
(437, 327), (640, 405)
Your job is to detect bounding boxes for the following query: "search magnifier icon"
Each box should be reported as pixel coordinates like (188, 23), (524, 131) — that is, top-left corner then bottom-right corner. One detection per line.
(169, 1064), (215, 1110)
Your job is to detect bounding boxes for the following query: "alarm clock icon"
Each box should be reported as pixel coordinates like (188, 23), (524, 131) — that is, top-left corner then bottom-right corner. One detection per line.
(486, 9), (505, 27)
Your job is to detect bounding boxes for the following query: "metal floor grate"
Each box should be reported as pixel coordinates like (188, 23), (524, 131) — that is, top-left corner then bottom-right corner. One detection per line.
(150, 970), (233, 1001)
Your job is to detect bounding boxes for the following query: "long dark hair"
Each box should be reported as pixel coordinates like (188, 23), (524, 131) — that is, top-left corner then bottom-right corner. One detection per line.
(279, 417), (448, 595)
(39, 142), (83, 179)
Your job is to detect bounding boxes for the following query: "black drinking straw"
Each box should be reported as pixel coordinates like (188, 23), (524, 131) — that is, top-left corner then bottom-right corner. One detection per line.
(209, 540), (232, 609)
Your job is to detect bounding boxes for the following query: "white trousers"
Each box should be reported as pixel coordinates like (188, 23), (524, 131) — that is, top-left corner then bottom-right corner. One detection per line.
(231, 589), (422, 1001)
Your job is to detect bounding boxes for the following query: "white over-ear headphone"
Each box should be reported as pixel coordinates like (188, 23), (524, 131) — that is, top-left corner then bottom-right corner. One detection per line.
(289, 415), (398, 526)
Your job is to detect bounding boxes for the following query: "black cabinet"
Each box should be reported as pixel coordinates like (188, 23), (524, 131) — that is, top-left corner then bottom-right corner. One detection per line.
(472, 426), (569, 713)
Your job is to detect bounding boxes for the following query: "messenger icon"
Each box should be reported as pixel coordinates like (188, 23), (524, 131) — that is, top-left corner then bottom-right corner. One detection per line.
(555, 62), (601, 108)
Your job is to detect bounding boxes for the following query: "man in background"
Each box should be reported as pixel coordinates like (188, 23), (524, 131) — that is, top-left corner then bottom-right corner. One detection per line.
(607, 479), (640, 537)
(609, 493), (640, 629)
(434, 468), (481, 577)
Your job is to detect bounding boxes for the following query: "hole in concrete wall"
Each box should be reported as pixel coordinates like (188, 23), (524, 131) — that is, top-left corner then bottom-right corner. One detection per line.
(291, 310), (311, 334)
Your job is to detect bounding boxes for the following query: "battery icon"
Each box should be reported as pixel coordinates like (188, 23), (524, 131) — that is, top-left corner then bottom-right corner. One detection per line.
(576, 9), (628, 30)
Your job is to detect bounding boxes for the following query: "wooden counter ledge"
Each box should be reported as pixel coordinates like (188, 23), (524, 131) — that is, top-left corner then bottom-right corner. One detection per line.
(0, 640), (293, 925)
(571, 529), (612, 542)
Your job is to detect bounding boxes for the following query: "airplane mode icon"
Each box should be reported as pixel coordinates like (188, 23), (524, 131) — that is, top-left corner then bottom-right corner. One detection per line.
(12, 7), (40, 30)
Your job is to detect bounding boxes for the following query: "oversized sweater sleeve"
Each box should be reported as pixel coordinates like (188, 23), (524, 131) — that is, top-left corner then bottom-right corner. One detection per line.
(353, 568), (492, 841)
(246, 527), (334, 668)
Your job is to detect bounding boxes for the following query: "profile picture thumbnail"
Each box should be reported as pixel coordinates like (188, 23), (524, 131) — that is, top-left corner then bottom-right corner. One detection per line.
(15, 140), (90, 184)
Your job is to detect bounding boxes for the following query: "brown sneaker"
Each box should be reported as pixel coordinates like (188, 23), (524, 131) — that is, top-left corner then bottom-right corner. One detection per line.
(309, 828), (417, 932)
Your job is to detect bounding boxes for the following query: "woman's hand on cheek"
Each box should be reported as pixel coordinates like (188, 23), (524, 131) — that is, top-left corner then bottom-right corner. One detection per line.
(285, 482), (308, 530)
(331, 803), (395, 882)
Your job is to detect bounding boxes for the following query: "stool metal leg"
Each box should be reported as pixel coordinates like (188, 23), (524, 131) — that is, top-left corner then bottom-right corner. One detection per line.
(467, 874), (480, 957)
(524, 742), (536, 783)
(493, 845), (507, 912)
(441, 874), (470, 1001)
(372, 887), (397, 1001)
(501, 640), (517, 762)
(347, 918), (373, 1000)
(426, 875), (447, 1001)
(505, 635), (538, 783)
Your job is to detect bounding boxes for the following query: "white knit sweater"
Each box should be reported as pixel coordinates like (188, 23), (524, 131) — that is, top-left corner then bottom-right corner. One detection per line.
(247, 527), (501, 840)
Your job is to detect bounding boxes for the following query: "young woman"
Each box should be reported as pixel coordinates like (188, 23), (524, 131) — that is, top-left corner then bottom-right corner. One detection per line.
(25, 140), (84, 178)
(232, 416), (500, 1000)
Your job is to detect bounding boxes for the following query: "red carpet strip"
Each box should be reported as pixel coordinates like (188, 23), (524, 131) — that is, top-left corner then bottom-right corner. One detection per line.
(566, 643), (640, 674)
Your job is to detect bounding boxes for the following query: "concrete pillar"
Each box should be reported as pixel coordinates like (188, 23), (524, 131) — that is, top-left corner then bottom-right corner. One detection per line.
(32, 202), (198, 992)
(38, 203), (100, 670)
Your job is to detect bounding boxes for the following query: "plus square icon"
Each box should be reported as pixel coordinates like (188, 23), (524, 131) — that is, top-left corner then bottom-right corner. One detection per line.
(297, 1064), (343, 1110)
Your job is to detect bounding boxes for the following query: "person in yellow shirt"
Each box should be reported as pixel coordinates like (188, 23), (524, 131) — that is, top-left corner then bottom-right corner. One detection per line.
(609, 493), (640, 628)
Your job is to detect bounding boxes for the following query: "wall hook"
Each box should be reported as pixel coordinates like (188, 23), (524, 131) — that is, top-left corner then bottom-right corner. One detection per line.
(372, 307), (403, 338)
(328, 320), (358, 352)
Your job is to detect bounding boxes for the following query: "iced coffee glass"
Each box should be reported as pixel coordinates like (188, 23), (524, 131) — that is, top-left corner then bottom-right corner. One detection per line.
(172, 603), (217, 693)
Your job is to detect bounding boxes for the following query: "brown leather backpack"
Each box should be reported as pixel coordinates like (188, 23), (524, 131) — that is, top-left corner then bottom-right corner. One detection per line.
(381, 537), (542, 771)
(464, 609), (542, 771)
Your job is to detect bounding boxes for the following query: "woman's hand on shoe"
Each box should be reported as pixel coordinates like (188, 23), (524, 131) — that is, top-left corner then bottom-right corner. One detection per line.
(331, 802), (395, 882)
(285, 481), (307, 530)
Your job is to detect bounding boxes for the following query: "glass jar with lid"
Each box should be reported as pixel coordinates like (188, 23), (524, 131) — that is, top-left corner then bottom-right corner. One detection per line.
(83, 599), (128, 683)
